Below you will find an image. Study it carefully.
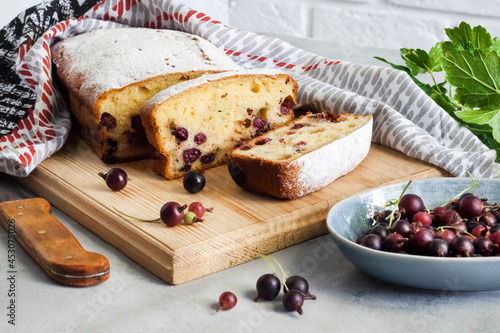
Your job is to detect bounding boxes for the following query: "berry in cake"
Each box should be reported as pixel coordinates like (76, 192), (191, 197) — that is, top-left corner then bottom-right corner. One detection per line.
(141, 70), (298, 179)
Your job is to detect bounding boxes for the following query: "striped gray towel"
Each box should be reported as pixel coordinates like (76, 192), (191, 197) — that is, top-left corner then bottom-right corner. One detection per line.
(1, 0), (498, 178)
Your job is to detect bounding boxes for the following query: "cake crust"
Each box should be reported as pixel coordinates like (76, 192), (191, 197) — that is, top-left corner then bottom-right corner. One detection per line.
(227, 113), (373, 199)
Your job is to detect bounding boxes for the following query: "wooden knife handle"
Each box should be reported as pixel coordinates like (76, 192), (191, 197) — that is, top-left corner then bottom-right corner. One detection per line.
(0, 198), (110, 287)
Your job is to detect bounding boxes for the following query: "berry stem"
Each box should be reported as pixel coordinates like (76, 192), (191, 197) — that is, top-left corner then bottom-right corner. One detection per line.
(258, 255), (278, 276)
(300, 290), (317, 300)
(113, 206), (162, 222)
(265, 255), (290, 292)
(386, 180), (412, 228)
(383, 199), (398, 209)
(435, 225), (476, 239)
(441, 169), (477, 207)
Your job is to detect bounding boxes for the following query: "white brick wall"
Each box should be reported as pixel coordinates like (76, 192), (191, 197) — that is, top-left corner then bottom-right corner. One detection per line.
(182, 0), (500, 52)
(229, 0), (309, 37)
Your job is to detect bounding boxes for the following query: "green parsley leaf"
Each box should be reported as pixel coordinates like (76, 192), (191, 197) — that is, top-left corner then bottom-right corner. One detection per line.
(428, 42), (444, 72)
(486, 111), (500, 142)
(491, 37), (500, 54)
(373, 56), (412, 74)
(430, 91), (455, 114)
(444, 21), (492, 52)
(474, 25), (494, 50)
(401, 47), (442, 75)
(400, 48), (427, 75)
(455, 107), (498, 125)
(375, 21), (500, 160)
(442, 49), (500, 109)
(455, 107), (500, 142)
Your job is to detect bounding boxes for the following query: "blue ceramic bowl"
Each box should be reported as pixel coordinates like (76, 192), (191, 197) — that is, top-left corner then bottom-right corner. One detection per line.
(326, 177), (500, 292)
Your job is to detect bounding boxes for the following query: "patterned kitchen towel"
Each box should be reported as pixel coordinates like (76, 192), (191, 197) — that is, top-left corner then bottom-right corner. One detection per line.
(1, 0), (499, 178)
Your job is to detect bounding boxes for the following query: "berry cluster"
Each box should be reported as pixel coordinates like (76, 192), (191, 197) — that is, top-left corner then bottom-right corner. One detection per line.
(254, 255), (316, 315)
(358, 181), (500, 257)
(254, 274), (315, 315)
(215, 256), (316, 315)
(115, 201), (213, 227)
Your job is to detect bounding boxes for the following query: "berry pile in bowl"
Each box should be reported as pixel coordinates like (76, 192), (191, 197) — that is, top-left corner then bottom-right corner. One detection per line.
(326, 177), (500, 292)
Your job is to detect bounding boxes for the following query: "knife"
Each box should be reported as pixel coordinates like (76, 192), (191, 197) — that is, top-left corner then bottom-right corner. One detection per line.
(0, 176), (110, 287)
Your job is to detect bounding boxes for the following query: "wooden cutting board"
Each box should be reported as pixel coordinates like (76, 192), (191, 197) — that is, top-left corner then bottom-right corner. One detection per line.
(15, 133), (448, 284)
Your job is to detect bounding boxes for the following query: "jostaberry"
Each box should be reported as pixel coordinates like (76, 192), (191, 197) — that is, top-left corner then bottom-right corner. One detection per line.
(383, 233), (407, 252)
(491, 224), (500, 234)
(479, 212), (496, 226)
(183, 170), (205, 193)
(217, 291), (237, 312)
(284, 275), (316, 300)
(188, 202), (213, 218)
(450, 236), (475, 257)
(358, 178), (500, 258)
(360, 234), (382, 251)
(412, 211), (433, 226)
(194, 133), (207, 145)
(254, 273), (281, 301)
(100, 113), (117, 131)
(368, 224), (389, 240)
(99, 168), (128, 191)
(427, 239), (449, 257)
(458, 195), (483, 218)
(160, 202), (187, 227)
(489, 233), (500, 255)
(431, 206), (447, 226)
(434, 228), (456, 244)
(470, 224), (490, 239)
(398, 194), (425, 219)
(474, 237), (497, 256)
(282, 290), (304, 315)
(408, 228), (434, 254)
(390, 220), (412, 238)
(439, 210), (461, 227)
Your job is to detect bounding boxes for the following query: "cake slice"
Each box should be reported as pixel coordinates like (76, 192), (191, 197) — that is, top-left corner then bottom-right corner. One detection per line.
(51, 27), (241, 163)
(227, 113), (373, 199)
(140, 70), (298, 179)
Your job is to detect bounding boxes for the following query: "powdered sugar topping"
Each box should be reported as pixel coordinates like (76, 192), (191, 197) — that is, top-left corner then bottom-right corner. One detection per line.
(51, 28), (241, 106)
(285, 117), (373, 198)
(142, 69), (287, 113)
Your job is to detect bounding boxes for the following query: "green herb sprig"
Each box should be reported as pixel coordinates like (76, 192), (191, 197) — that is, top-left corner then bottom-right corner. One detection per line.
(375, 21), (500, 162)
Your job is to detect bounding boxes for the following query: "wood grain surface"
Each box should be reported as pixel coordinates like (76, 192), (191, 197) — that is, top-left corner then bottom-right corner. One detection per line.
(0, 197), (110, 287)
(14, 133), (448, 284)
